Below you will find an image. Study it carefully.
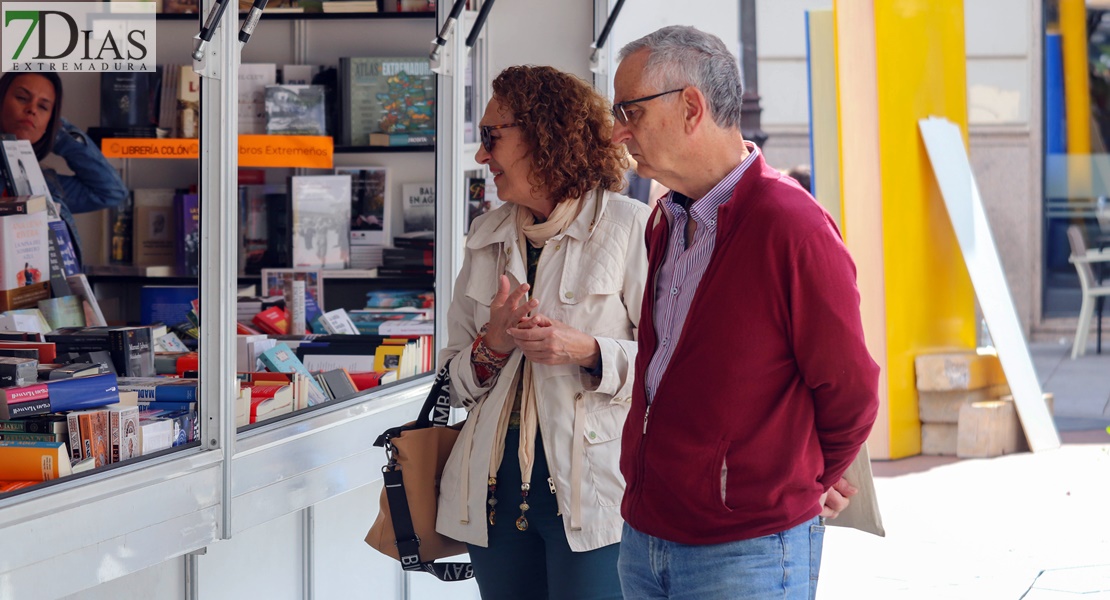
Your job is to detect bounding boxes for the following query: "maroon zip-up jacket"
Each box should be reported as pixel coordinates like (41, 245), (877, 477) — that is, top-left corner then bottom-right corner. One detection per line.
(619, 152), (880, 545)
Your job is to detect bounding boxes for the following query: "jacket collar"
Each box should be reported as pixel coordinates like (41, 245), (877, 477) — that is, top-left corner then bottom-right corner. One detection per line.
(466, 188), (607, 250)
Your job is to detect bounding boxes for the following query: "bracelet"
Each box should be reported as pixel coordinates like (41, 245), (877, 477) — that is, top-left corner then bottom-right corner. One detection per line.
(472, 324), (511, 385)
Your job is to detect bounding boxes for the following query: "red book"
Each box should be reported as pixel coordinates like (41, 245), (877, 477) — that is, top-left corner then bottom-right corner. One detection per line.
(176, 352), (199, 377)
(348, 371), (396, 391)
(2, 383), (50, 418)
(0, 342), (55, 363)
(252, 306), (288, 335)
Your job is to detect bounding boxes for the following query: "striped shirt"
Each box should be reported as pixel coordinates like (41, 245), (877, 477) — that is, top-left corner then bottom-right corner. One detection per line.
(644, 142), (760, 404)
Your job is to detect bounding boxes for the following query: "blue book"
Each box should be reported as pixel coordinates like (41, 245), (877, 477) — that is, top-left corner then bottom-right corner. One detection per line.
(117, 377), (198, 401)
(46, 373), (119, 412)
(140, 286), (198, 327)
(259, 343), (327, 405)
(137, 400), (196, 413)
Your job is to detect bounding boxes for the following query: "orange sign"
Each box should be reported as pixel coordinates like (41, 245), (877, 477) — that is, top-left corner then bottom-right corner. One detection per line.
(101, 138), (199, 159)
(100, 136), (335, 169)
(238, 135), (334, 169)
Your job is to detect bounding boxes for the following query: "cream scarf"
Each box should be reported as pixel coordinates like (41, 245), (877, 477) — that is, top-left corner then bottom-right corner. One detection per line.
(486, 196), (582, 529)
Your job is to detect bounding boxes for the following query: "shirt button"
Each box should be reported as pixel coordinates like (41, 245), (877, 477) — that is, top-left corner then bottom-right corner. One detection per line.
(555, 244), (561, 251)
(662, 338), (668, 346)
(670, 287), (678, 296)
(565, 291), (574, 299)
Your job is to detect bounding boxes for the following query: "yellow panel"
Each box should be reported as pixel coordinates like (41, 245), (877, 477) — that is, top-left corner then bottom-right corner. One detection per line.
(834, 0), (890, 458)
(874, 0), (975, 458)
(1060, 0), (1092, 192)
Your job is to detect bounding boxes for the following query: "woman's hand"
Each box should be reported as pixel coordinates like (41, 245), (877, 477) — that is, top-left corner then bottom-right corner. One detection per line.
(483, 275), (537, 354)
(507, 313), (600, 368)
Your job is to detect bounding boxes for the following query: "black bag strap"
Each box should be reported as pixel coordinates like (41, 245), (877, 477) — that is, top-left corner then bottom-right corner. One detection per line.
(375, 366), (473, 582)
(381, 464), (474, 582)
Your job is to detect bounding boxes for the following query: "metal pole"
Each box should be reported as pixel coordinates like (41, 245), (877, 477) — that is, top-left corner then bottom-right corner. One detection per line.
(739, 0), (767, 147)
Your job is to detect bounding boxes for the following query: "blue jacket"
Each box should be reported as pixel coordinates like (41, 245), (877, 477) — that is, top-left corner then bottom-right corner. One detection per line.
(42, 118), (130, 263)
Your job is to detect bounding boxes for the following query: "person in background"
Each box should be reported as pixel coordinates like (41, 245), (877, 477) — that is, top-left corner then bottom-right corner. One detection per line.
(0, 72), (129, 262)
(785, 163), (812, 195)
(436, 65), (649, 600)
(611, 26), (880, 599)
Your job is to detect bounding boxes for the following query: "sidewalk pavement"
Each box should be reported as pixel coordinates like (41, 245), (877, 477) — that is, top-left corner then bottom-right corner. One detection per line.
(818, 340), (1110, 600)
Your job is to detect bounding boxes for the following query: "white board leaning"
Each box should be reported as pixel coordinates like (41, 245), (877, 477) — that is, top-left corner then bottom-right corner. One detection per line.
(918, 117), (1060, 453)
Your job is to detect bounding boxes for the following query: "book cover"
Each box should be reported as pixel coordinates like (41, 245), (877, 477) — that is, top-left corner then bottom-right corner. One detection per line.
(258, 342), (327, 404)
(400, 182), (434, 233)
(319, 368), (359, 399)
(251, 306), (289, 335)
(289, 175), (351, 269)
(138, 417), (174, 455)
(38, 296), (86, 330)
(174, 193), (200, 276)
(319, 308), (359, 335)
(348, 370), (398, 390)
(1, 382), (49, 420)
(339, 57), (435, 146)
(140, 285), (198, 327)
(0, 139), (40, 197)
(248, 383), (294, 423)
(75, 409), (110, 467)
(374, 344), (406, 372)
(109, 327), (155, 377)
(132, 188), (178, 266)
(265, 85), (327, 135)
(0, 308), (52, 334)
(0, 440), (72, 481)
(239, 64), (278, 135)
(0, 212), (49, 292)
(46, 373), (120, 413)
(65, 274), (107, 327)
(335, 166), (388, 245)
(100, 71), (162, 129)
(0, 356), (37, 387)
(47, 220), (81, 279)
(107, 404), (140, 463)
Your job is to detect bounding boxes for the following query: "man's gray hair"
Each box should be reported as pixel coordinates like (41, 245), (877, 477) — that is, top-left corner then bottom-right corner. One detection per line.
(619, 26), (743, 130)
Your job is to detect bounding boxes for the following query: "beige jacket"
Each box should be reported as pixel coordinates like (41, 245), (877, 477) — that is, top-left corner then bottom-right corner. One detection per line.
(435, 189), (649, 552)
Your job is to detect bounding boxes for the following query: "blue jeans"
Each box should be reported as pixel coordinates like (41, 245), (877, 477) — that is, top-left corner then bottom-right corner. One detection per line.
(618, 518), (825, 600)
(466, 428), (622, 600)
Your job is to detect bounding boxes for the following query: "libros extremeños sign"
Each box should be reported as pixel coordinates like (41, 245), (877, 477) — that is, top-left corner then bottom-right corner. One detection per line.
(2, 2), (155, 73)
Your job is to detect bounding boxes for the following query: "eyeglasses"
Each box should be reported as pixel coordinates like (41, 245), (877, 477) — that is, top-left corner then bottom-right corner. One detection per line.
(611, 89), (685, 125)
(480, 123), (518, 152)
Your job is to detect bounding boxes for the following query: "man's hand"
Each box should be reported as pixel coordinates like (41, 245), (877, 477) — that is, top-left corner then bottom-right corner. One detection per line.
(507, 313), (600, 368)
(483, 275), (537, 354)
(818, 477), (858, 520)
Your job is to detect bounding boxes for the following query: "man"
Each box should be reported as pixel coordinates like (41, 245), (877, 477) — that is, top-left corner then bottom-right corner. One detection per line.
(612, 26), (880, 599)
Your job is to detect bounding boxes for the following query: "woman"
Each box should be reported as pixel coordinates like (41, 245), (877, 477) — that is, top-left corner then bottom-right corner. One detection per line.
(436, 65), (649, 599)
(0, 72), (129, 261)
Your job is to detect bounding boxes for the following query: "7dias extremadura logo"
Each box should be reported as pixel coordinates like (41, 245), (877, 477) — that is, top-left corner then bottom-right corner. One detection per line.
(2, 2), (156, 73)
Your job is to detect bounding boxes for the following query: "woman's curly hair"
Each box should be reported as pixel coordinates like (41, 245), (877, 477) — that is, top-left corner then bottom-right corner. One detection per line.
(492, 66), (628, 202)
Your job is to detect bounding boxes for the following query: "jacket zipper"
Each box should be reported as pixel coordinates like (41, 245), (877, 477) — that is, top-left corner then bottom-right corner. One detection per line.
(632, 217), (667, 520)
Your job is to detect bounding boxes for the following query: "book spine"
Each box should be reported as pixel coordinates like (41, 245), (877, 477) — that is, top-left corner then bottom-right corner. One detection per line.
(67, 411), (81, 461)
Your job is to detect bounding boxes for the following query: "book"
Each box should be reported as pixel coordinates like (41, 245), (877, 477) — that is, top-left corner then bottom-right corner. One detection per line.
(1, 383), (49, 419)
(265, 85), (327, 135)
(74, 408), (110, 467)
(322, 0), (378, 12)
(38, 296), (86, 330)
(0, 308), (52, 334)
(175, 192), (200, 276)
(289, 175), (351, 269)
(258, 343), (327, 405)
(348, 370), (399, 390)
(247, 383), (294, 423)
(251, 305), (289, 335)
(108, 327), (154, 377)
(0, 139), (41, 197)
(368, 131), (435, 146)
(319, 308), (359, 335)
(47, 219), (81, 279)
(0, 195), (48, 216)
(401, 182), (434, 233)
(335, 166), (388, 245)
(118, 377), (198, 401)
(100, 71), (162, 130)
(65, 274), (107, 327)
(47, 362), (104, 379)
(140, 285), (198, 328)
(239, 64), (278, 135)
(0, 356), (37, 387)
(282, 64), (323, 85)
(46, 373), (120, 412)
(138, 416), (174, 455)
(107, 404), (141, 463)
(338, 57), (435, 146)
(132, 188), (178, 266)
(0, 440), (72, 481)
(392, 231), (434, 249)
(0, 212), (50, 293)
(0, 431), (58, 442)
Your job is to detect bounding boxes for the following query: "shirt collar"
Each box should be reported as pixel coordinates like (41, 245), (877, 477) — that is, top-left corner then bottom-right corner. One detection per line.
(662, 141), (760, 220)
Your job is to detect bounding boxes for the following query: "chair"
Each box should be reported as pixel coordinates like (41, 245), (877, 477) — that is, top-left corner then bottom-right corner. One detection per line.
(1066, 225), (1110, 358)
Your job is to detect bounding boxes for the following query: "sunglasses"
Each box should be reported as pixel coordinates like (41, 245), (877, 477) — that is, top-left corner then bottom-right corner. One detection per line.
(480, 123), (518, 152)
(611, 88), (685, 125)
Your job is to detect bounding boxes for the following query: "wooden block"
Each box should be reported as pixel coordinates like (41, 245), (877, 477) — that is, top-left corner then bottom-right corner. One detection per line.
(921, 423), (958, 456)
(914, 350), (1004, 392)
(918, 384), (1011, 423)
(956, 400), (1024, 458)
